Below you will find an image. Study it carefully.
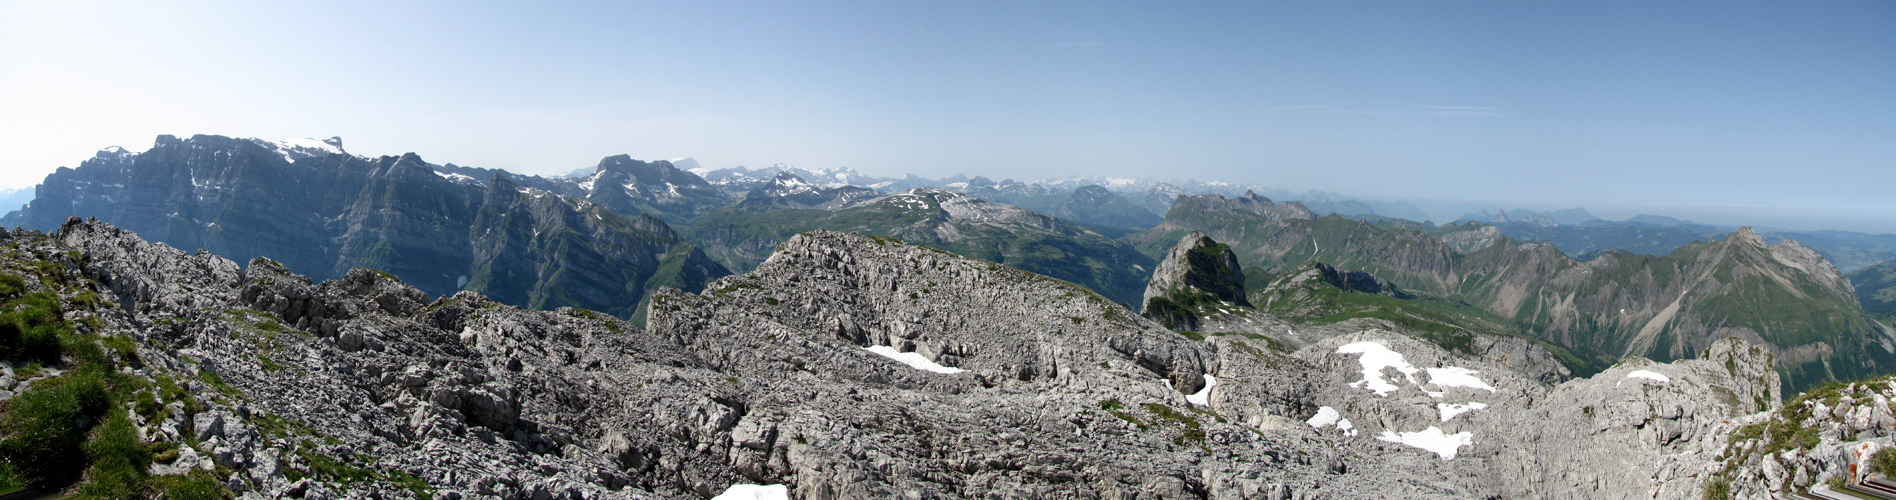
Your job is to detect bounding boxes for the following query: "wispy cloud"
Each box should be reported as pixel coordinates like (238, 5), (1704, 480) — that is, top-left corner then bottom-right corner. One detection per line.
(1052, 42), (1106, 48)
(1331, 109), (1405, 116)
(1261, 104), (1330, 111)
(1427, 106), (1507, 117)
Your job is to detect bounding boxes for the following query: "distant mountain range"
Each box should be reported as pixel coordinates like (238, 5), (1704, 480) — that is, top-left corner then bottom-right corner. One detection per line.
(8, 133), (1896, 336)
(1134, 195), (1893, 391)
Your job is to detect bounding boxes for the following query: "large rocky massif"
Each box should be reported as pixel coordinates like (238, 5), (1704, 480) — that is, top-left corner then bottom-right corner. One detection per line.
(0, 135), (731, 322)
(0, 217), (1868, 499)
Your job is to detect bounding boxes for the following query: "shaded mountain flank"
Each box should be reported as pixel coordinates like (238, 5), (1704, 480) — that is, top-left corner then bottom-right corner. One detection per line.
(1131, 197), (1895, 391)
(1, 135), (729, 322)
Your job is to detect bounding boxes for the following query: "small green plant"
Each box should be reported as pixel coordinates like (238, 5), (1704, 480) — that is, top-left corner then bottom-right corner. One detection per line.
(1701, 478), (1731, 500)
(765, 297), (780, 306)
(154, 469), (229, 499)
(1098, 399), (1123, 410)
(1872, 447), (1896, 478)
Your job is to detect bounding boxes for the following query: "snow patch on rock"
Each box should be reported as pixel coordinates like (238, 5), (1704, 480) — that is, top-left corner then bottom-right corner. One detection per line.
(1337, 341), (1419, 397)
(864, 346), (965, 374)
(1185, 374), (1217, 405)
(1437, 402), (1488, 422)
(1377, 427), (1474, 460)
(712, 484), (789, 500)
(1425, 366), (1496, 393)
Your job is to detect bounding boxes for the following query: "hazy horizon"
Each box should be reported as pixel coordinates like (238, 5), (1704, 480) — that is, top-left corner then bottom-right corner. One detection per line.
(2, 1), (1891, 233)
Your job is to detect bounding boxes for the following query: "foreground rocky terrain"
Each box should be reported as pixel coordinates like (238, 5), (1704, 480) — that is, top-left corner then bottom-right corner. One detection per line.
(0, 217), (1849, 499)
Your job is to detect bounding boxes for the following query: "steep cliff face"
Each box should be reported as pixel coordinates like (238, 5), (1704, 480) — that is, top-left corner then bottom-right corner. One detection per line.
(1, 135), (728, 320)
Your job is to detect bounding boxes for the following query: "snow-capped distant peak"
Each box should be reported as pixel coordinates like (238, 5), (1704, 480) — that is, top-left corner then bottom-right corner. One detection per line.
(276, 137), (345, 155)
(771, 172), (812, 188)
(667, 157), (703, 173)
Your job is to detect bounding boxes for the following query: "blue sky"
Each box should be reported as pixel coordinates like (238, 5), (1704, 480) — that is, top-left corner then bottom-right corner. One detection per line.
(1, 1), (1892, 231)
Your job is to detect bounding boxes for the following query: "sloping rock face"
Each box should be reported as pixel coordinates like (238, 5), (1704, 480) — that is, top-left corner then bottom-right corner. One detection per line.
(1437, 223), (1503, 253)
(2, 135), (729, 320)
(1141, 232), (1250, 331)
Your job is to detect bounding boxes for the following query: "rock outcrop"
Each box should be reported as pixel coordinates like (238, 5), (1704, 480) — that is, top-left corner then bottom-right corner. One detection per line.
(1141, 232), (1250, 331)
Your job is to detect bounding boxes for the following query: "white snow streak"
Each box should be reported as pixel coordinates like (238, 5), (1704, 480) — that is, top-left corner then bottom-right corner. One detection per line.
(1424, 367), (1496, 393)
(1621, 369), (1671, 386)
(864, 346), (965, 374)
(711, 484), (788, 500)
(1437, 402), (1488, 422)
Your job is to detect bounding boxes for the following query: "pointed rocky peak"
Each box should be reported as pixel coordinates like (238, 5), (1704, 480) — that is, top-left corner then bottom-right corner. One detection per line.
(1727, 226), (1767, 248)
(769, 171), (812, 189)
(1141, 232), (1248, 330)
(1491, 210), (1511, 224)
(1239, 190), (1274, 204)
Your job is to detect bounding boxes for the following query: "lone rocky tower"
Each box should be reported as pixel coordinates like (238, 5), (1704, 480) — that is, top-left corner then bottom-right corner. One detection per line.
(1140, 231), (1248, 331)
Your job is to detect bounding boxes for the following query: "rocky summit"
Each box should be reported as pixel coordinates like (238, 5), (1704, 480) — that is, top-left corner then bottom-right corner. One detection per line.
(0, 217), (1858, 499)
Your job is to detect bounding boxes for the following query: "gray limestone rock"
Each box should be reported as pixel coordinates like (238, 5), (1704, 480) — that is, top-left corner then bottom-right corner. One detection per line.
(0, 219), (1839, 499)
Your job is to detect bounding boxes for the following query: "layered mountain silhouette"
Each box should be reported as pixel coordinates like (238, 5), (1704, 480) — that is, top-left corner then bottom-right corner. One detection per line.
(1134, 194), (1894, 390)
